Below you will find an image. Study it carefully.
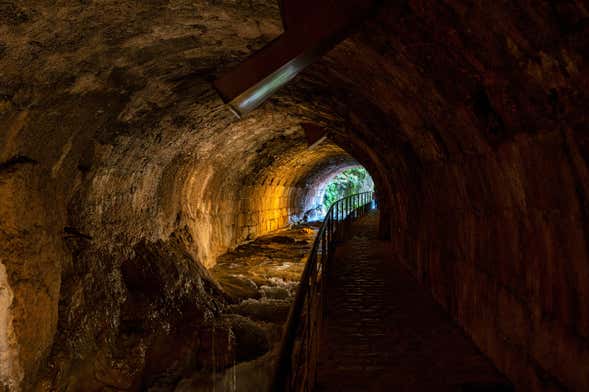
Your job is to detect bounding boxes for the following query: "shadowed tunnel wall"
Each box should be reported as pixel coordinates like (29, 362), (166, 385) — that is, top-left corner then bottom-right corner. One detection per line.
(0, 0), (588, 391)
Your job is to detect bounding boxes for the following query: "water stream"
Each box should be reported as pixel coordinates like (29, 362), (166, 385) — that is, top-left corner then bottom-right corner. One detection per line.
(175, 224), (318, 391)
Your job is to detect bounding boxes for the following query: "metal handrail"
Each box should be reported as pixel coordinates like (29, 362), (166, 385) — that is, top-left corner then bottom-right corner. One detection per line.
(270, 191), (375, 391)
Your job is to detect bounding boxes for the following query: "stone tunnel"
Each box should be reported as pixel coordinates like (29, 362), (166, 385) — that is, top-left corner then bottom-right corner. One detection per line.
(0, 0), (588, 391)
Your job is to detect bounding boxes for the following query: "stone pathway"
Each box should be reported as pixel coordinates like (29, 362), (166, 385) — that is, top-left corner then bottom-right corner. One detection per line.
(316, 211), (513, 391)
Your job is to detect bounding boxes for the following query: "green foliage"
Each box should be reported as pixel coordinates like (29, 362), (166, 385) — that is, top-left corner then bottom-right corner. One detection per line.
(322, 167), (374, 210)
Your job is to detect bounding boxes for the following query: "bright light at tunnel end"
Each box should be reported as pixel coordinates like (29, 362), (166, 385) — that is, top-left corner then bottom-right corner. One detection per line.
(298, 165), (375, 223)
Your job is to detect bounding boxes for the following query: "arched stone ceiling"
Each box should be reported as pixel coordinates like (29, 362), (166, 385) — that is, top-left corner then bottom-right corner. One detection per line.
(0, 0), (588, 390)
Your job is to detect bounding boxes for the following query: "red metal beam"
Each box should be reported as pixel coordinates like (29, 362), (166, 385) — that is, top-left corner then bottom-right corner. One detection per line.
(214, 0), (378, 117)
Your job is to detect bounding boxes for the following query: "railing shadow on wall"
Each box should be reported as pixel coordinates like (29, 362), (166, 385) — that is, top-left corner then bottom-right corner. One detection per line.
(270, 191), (376, 392)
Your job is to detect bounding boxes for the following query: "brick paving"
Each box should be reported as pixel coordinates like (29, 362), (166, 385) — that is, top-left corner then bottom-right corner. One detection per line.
(315, 211), (512, 391)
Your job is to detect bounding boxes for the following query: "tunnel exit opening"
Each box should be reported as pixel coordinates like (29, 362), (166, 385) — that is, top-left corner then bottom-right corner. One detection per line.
(300, 165), (375, 222)
(321, 167), (374, 211)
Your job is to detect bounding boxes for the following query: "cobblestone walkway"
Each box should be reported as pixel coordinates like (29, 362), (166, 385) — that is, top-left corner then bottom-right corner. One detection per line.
(316, 211), (512, 391)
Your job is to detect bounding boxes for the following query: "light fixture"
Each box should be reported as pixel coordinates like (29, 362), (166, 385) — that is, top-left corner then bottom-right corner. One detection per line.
(213, 0), (378, 118)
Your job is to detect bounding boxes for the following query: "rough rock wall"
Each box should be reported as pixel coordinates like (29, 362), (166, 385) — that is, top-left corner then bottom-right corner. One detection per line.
(0, 1), (355, 389)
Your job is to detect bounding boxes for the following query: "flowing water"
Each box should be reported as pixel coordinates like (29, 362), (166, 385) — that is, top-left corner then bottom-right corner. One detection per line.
(175, 224), (318, 391)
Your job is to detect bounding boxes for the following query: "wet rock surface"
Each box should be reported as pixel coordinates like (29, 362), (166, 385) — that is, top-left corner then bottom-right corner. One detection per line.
(176, 224), (317, 391)
(36, 232), (227, 391)
(210, 226), (317, 302)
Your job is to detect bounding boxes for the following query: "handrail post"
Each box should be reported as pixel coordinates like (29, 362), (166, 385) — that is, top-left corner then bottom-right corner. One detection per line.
(327, 213), (331, 245)
(335, 202), (339, 241)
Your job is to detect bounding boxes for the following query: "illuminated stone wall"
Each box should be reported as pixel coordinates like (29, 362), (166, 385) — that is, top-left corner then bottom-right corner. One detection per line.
(180, 141), (357, 268)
